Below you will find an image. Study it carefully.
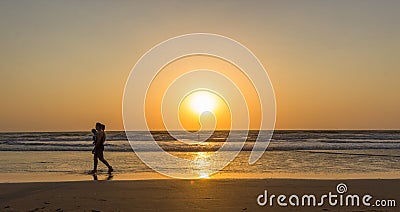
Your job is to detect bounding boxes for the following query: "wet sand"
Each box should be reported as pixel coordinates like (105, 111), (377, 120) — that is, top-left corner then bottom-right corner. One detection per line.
(1, 179), (399, 211)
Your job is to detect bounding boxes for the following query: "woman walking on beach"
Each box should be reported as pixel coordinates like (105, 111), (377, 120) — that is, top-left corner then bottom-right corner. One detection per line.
(90, 122), (113, 174)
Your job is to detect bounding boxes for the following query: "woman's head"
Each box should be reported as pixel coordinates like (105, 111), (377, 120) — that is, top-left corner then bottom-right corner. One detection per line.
(95, 122), (106, 131)
(95, 122), (102, 130)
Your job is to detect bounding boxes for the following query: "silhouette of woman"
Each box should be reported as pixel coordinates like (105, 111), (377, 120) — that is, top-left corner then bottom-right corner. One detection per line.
(90, 122), (113, 174)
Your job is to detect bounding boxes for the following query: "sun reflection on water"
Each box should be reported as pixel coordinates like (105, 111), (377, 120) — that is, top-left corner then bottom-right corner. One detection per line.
(198, 172), (210, 179)
(192, 152), (212, 179)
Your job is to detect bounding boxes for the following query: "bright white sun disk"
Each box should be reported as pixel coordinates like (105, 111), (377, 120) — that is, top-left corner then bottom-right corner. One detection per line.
(189, 91), (216, 114)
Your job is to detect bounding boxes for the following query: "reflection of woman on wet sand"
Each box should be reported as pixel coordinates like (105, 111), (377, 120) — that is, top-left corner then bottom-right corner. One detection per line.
(89, 122), (113, 174)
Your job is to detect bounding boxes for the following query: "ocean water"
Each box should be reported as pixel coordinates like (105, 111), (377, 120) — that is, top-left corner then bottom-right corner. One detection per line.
(0, 130), (399, 182)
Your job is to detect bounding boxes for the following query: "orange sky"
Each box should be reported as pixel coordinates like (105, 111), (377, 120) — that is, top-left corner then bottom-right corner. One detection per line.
(144, 55), (261, 131)
(0, 1), (399, 131)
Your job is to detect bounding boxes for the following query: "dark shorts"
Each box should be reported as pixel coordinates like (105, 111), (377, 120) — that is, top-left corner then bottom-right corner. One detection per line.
(94, 146), (104, 158)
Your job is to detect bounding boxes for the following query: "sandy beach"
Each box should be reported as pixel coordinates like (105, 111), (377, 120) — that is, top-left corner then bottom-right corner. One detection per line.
(1, 179), (398, 211)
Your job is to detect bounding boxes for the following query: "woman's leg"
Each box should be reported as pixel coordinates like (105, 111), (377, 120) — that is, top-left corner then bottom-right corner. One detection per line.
(98, 151), (113, 171)
(99, 157), (112, 169)
(93, 154), (98, 172)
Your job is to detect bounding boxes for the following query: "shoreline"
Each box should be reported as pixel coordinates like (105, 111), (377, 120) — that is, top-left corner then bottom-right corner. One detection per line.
(1, 172), (399, 184)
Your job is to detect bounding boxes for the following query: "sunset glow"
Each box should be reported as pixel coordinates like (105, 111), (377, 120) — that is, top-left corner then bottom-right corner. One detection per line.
(1, 1), (399, 131)
(188, 91), (217, 114)
(177, 88), (231, 131)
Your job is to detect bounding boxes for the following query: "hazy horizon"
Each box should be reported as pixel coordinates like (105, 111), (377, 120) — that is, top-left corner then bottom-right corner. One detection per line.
(1, 129), (399, 133)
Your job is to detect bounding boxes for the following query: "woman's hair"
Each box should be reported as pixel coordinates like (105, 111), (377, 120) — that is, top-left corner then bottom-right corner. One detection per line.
(96, 122), (106, 131)
(91, 128), (97, 134)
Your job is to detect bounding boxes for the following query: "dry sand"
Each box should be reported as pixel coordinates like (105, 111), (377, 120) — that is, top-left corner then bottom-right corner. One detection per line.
(0, 179), (399, 211)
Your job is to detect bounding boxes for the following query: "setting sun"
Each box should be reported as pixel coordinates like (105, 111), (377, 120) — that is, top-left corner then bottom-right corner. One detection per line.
(189, 91), (217, 114)
(175, 88), (231, 131)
